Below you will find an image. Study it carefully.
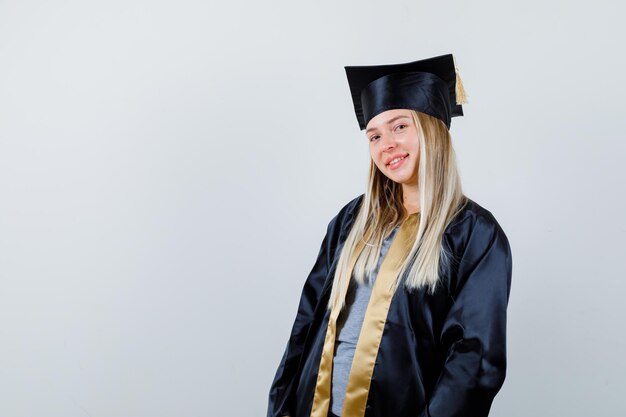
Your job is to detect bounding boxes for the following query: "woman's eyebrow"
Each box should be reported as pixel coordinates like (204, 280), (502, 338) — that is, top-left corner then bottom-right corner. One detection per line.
(366, 115), (411, 134)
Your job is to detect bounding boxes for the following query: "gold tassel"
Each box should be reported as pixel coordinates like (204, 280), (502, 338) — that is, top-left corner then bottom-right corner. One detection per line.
(453, 54), (468, 105)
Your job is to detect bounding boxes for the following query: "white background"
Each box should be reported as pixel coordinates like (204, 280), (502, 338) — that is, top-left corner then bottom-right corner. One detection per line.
(1, 0), (624, 416)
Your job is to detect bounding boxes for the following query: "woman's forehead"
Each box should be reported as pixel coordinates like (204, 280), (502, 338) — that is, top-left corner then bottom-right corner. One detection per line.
(366, 109), (413, 132)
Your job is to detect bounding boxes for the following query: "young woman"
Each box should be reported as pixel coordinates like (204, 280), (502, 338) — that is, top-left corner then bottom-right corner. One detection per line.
(267, 54), (513, 417)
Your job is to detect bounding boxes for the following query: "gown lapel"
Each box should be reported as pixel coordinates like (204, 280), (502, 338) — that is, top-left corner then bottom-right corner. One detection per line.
(309, 213), (419, 417)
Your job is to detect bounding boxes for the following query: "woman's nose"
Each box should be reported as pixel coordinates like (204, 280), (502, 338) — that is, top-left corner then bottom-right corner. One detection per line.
(379, 133), (396, 148)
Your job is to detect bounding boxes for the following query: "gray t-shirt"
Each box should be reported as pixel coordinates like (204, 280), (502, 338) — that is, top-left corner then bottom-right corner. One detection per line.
(330, 225), (400, 416)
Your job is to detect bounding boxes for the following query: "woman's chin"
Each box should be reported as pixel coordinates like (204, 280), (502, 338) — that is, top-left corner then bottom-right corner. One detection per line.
(385, 173), (410, 184)
(385, 172), (418, 186)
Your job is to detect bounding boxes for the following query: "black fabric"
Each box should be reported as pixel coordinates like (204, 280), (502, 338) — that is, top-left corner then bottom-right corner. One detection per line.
(345, 53), (463, 130)
(267, 194), (513, 417)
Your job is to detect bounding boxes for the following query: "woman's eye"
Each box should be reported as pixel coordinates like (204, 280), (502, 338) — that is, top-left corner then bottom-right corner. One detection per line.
(369, 135), (380, 142)
(395, 124), (407, 131)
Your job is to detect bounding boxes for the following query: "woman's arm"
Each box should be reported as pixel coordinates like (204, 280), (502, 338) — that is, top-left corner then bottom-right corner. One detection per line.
(266, 216), (337, 417)
(420, 212), (513, 417)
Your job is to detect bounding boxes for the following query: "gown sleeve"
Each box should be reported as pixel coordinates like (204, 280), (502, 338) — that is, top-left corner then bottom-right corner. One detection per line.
(420, 213), (513, 417)
(266, 215), (338, 417)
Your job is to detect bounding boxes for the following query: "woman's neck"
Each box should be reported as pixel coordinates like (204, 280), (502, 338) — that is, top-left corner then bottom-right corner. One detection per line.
(402, 183), (420, 214)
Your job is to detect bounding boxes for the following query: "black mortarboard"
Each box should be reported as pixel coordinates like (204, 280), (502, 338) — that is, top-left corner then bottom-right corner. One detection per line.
(344, 53), (467, 130)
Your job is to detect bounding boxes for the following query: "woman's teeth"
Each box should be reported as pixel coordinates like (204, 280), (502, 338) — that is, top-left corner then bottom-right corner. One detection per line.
(388, 155), (407, 166)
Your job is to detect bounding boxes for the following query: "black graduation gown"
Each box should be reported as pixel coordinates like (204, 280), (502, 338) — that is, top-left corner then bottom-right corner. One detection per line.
(267, 193), (513, 417)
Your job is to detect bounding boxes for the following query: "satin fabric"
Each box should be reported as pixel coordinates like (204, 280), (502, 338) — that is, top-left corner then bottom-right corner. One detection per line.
(267, 194), (513, 417)
(361, 72), (452, 129)
(344, 54), (464, 130)
(312, 212), (419, 417)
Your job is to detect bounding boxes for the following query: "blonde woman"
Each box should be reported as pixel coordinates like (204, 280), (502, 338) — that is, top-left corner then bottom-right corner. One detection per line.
(267, 54), (512, 417)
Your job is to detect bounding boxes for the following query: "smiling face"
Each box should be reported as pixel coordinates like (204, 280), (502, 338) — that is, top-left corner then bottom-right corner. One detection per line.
(366, 109), (420, 187)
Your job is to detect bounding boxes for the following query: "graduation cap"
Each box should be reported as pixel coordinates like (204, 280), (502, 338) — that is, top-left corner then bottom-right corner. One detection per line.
(344, 53), (467, 130)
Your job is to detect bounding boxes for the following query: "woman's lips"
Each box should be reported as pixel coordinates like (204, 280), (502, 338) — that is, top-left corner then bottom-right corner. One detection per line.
(387, 154), (408, 171)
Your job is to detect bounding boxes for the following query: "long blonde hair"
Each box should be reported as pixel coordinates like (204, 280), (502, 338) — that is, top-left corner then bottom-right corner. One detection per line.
(327, 110), (468, 312)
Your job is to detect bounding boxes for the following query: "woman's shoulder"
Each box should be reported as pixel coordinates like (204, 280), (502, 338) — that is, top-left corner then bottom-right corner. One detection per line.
(444, 196), (511, 255)
(330, 193), (509, 241)
(443, 196), (513, 299)
(331, 194), (505, 231)
(322, 193), (365, 244)
(327, 193), (365, 226)
(340, 193), (366, 217)
(448, 196), (504, 230)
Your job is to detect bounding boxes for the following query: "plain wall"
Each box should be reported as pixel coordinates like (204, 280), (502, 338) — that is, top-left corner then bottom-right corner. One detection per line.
(1, 0), (624, 416)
